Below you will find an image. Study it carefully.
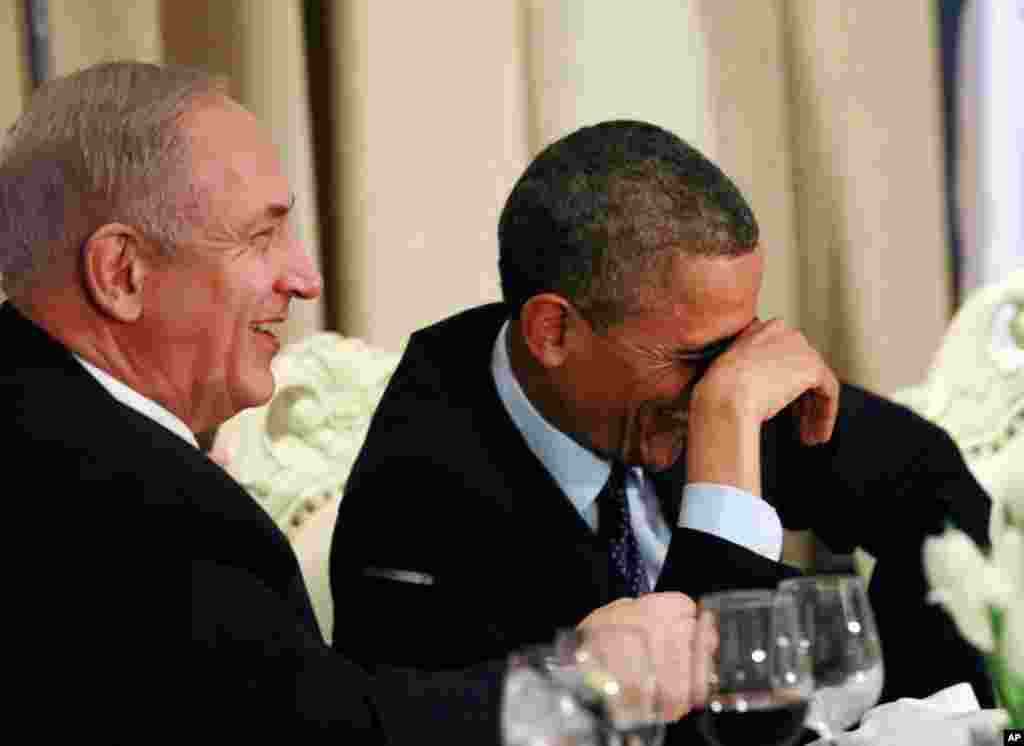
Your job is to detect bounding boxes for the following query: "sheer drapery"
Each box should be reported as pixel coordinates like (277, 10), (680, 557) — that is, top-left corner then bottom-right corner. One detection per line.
(0, 0), (29, 307)
(1, 0), (953, 393)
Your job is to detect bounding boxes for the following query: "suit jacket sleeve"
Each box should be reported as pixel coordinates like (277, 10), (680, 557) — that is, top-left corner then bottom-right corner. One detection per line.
(767, 384), (992, 705)
(191, 560), (505, 745)
(330, 308), (629, 670)
(1, 302), (506, 744)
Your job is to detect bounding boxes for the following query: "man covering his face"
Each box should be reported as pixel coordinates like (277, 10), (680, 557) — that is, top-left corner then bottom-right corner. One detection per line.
(330, 120), (993, 743)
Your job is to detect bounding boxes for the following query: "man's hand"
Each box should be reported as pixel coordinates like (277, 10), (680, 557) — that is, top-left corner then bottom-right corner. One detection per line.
(698, 318), (839, 442)
(686, 319), (840, 494)
(577, 592), (717, 722)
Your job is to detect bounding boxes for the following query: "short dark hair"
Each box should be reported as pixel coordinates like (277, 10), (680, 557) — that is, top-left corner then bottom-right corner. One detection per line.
(498, 120), (758, 330)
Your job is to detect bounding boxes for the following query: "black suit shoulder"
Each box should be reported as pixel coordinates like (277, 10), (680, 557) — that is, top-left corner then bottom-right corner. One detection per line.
(762, 382), (992, 703)
(333, 304), (616, 665)
(3, 303), (506, 742)
(768, 382), (990, 552)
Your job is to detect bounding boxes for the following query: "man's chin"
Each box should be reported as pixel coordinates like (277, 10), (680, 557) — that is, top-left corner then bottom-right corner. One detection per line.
(235, 374), (276, 414)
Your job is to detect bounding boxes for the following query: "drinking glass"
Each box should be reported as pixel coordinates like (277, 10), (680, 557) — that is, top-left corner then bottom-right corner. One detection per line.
(503, 645), (601, 746)
(778, 575), (884, 742)
(698, 589), (814, 746)
(551, 625), (666, 746)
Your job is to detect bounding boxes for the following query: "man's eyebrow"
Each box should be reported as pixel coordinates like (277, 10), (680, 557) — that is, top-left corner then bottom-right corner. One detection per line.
(246, 194), (296, 229)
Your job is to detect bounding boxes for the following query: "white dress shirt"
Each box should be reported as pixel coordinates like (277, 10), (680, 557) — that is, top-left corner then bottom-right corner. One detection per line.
(491, 322), (782, 586)
(74, 355), (199, 449)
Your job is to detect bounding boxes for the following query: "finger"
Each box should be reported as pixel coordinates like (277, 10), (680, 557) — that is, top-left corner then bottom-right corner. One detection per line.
(660, 591), (697, 619)
(690, 610), (716, 710)
(657, 618), (695, 722)
(577, 597), (633, 629)
(793, 392), (812, 444)
(817, 374), (841, 441)
(636, 591), (696, 627)
(806, 374), (840, 444)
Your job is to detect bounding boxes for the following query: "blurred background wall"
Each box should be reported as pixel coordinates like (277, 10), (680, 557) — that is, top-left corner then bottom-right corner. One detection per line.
(1, 0), (1020, 394)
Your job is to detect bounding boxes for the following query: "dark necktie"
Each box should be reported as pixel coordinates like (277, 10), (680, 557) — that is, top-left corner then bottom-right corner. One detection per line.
(598, 462), (650, 598)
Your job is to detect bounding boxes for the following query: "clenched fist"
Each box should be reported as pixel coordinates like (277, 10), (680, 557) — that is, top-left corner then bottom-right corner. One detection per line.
(578, 592), (717, 722)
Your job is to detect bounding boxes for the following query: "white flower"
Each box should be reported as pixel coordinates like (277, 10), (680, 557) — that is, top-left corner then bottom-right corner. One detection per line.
(1006, 594), (1024, 681)
(1010, 304), (1024, 348)
(994, 527), (1024, 594)
(994, 526), (1024, 681)
(923, 528), (1014, 652)
(1006, 489), (1024, 532)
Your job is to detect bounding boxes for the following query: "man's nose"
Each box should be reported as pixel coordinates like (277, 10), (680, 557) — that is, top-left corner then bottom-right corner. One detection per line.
(277, 235), (323, 300)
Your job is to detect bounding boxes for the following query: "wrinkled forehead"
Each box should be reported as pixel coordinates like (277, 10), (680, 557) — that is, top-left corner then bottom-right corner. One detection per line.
(177, 97), (290, 229)
(636, 246), (762, 309)
(618, 247), (764, 347)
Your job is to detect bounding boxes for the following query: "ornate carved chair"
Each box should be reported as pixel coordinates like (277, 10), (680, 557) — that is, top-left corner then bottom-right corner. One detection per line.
(855, 268), (1024, 578)
(214, 271), (1021, 639)
(214, 333), (401, 643)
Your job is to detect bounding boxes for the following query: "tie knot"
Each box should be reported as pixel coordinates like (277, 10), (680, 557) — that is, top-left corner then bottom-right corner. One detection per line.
(607, 460), (628, 490)
(598, 462), (629, 517)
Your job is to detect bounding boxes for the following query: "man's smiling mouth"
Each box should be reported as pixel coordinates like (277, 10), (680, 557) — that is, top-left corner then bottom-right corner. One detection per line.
(251, 318), (285, 341)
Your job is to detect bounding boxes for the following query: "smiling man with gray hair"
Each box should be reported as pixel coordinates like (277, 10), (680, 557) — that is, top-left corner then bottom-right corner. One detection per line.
(0, 60), (502, 742)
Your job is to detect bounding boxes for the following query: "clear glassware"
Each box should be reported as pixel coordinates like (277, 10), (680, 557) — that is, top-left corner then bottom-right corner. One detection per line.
(503, 645), (601, 746)
(778, 574), (885, 743)
(551, 625), (666, 746)
(697, 589), (815, 746)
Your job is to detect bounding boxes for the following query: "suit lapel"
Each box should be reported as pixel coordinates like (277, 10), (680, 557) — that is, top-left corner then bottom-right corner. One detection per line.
(450, 305), (615, 602)
(2, 302), (322, 635)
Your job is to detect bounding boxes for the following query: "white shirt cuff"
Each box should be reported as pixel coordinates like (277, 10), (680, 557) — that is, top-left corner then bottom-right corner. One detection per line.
(678, 483), (783, 561)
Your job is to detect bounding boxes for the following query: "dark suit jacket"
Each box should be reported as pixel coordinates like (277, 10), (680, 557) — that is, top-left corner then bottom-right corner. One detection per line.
(2, 302), (504, 744)
(330, 303), (993, 724)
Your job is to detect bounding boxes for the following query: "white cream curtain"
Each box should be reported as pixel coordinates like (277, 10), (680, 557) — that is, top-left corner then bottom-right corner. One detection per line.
(0, 1), (28, 306)
(1, 0), (953, 395)
(699, 1), (952, 394)
(0, 2), (27, 132)
(957, 0), (1024, 296)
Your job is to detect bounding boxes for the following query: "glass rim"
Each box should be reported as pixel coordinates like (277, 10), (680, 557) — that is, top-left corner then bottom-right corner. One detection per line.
(699, 588), (780, 611)
(778, 573), (866, 591)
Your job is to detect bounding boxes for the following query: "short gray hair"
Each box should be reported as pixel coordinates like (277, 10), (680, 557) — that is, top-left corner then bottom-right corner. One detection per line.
(0, 61), (229, 296)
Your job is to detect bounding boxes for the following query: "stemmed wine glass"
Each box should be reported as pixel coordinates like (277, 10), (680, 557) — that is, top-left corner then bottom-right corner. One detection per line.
(698, 589), (814, 746)
(778, 575), (884, 742)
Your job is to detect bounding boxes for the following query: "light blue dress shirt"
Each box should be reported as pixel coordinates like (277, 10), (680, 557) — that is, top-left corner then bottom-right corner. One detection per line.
(491, 322), (782, 587)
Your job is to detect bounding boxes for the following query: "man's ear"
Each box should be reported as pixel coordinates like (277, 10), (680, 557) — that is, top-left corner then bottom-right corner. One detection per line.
(81, 223), (148, 322)
(518, 293), (577, 368)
